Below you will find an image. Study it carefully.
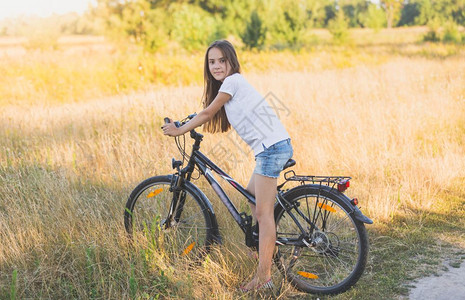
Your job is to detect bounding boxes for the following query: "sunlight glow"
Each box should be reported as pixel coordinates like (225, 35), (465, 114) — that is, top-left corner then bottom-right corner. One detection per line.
(0, 0), (93, 20)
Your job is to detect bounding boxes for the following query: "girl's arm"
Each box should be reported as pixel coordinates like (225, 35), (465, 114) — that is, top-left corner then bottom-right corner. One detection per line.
(162, 92), (231, 136)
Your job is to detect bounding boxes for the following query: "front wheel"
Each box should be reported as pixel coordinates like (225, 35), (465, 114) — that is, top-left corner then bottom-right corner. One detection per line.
(274, 185), (369, 295)
(124, 175), (217, 261)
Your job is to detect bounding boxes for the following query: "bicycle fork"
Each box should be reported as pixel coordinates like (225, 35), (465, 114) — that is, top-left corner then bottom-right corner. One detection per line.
(163, 173), (187, 229)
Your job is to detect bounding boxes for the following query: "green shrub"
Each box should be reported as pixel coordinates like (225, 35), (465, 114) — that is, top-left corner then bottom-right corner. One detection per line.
(423, 18), (441, 42)
(442, 20), (462, 43)
(169, 4), (216, 51)
(361, 4), (386, 32)
(141, 9), (169, 52)
(328, 10), (351, 45)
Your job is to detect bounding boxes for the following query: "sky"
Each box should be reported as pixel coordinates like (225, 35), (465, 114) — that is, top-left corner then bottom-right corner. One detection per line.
(0, 0), (94, 20)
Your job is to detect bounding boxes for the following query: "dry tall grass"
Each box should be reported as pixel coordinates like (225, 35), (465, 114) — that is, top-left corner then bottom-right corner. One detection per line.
(1, 34), (465, 298)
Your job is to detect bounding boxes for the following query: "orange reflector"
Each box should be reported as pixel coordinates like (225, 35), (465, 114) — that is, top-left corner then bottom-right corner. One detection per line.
(147, 188), (163, 198)
(318, 203), (336, 213)
(297, 271), (319, 279)
(181, 242), (196, 256)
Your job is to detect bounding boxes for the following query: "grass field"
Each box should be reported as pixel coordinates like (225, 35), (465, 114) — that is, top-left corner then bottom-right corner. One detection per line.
(1, 27), (465, 299)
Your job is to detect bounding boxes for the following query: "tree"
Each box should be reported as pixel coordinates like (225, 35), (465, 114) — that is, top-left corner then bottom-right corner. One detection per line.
(340, 0), (370, 28)
(381, 0), (403, 28)
(412, 0), (465, 26)
(89, 0), (169, 51)
(222, 0), (255, 38)
(169, 4), (216, 51)
(304, 0), (334, 28)
(360, 3), (386, 30)
(241, 10), (267, 49)
(397, 1), (420, 26)
(196, 0), (226, 14)
(269, 0), (307, 48)
(120, 1), (169, 51)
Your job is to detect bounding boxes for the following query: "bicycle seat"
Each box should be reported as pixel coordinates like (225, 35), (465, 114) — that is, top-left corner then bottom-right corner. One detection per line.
(283, 159), (296, 171)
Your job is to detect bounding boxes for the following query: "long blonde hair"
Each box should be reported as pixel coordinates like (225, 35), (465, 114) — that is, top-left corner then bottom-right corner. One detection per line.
(202, 40), (241, 133)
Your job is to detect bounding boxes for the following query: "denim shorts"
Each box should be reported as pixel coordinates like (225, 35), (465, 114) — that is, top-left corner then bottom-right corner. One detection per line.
(253, 139), (293, 178)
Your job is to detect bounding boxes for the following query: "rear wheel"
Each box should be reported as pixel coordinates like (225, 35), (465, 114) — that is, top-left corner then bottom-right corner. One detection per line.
(124, 175), (216, 261)
(274, 186), (369, 295)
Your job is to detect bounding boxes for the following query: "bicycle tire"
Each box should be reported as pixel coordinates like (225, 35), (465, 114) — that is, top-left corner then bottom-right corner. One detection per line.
(124, 175), (218, 261)
(274, 185), (369, 295)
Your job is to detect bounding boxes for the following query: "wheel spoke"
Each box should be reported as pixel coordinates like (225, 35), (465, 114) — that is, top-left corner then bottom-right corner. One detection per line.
(274, 187), (368, 295)
(124, 177), (214, 261)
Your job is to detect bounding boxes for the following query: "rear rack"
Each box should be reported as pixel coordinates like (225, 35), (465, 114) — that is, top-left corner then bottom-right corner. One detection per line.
(284, 170), (351, 190)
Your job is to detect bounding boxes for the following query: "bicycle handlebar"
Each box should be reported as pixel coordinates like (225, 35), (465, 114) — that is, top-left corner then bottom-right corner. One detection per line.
(164, 113), (197, 128)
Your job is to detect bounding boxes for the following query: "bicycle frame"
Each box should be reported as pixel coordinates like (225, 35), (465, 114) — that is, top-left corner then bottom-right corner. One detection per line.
(166, 128), (370, 248)
(179, 145), (331, 247)
(171, 130), (256, 234)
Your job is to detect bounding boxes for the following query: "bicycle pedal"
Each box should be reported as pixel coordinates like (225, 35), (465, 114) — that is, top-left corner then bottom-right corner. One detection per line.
(251, 223), (259, 235)
(245, 225), (259, 249)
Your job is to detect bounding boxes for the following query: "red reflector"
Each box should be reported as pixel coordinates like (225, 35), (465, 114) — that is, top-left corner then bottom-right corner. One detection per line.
(351, 198), (359, 206)
(337, 180), (350, 192)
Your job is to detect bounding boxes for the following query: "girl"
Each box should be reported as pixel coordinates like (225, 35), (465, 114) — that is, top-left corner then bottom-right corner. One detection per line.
(162, 40), (293, 292)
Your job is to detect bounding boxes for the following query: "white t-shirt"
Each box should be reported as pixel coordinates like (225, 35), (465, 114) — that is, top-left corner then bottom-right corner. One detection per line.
(219, 73), (290, 156)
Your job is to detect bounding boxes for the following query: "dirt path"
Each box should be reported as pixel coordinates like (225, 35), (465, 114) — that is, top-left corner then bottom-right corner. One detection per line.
(409, 262), (465, 300)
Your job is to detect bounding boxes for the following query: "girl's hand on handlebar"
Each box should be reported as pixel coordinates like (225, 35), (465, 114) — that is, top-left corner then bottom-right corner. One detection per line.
(162, 119), (181, 137)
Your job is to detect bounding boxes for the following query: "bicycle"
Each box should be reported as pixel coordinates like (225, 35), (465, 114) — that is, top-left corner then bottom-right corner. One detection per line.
(124, 113), (373, 295)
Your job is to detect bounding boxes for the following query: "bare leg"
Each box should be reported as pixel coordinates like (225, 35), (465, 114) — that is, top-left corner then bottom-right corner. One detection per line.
(246, 174), (257, 218)
(242, 173), (277, 289)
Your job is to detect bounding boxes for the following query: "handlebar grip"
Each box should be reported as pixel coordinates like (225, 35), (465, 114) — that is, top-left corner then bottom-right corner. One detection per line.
(164, 117), (170, 124)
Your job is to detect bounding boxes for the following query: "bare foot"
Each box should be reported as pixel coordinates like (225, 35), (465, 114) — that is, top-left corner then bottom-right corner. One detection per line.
(239, 277), (273, 292)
